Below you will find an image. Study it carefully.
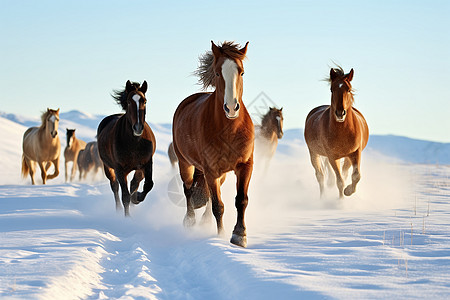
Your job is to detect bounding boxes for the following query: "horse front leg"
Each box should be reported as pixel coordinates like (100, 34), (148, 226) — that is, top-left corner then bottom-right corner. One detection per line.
(309, 152), (325, 197)
(115, 168), (131, 217)
(47, 158), (60, 180)
(344, 150), (362, 196)
(206, 175), (224, 236)
(136, 160), (154, 203)
(130, 170), (144, 204)
(38, 162), (48, 185)
(328, 158), (344, 199)
(231, 160), (253, 248)
(103, 165), (121, 212)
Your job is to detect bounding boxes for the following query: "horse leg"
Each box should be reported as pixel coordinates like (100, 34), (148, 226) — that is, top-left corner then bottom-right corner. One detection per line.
(38, 162), (47, 185)
(136, 160), (154, 203)
(231, 160), (253, 248)
(344, 151), (362, 196)
(309, 152), (325, 197)
(342, 157), (352, 181)
(130, 170), (143, 204)
(176, 157), (196, 227)
(27, 158), (36, 185)
(324, 157), (335, 188)
(65, 161), (69, 182)
(47, 158), (60, 180)
(328, 158), (345, 199)
(70, 157), (78, 182)
(103, 165), (121, 212)
(115, 168), (131, 217)
(205, 175), (224, 236)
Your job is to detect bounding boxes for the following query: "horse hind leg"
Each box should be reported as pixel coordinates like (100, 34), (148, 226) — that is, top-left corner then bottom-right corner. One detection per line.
(23, 157), (36, 185)
(344, 152), (362, 197)
(179, 160), (196, 227)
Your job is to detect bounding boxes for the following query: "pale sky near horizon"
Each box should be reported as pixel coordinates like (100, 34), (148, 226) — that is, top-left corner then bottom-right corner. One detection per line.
(1, 0), (449, 142)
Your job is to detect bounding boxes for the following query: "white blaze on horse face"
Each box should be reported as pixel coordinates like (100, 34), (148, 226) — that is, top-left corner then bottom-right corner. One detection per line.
(132, 94), (141, 123)
(222, 59), (239, 119)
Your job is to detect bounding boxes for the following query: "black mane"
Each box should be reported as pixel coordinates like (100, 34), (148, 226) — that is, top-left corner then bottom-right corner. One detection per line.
(112, 82), (141, 111)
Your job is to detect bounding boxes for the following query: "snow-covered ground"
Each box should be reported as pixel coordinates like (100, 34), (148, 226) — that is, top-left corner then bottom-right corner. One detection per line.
(0, 112), (449, 299)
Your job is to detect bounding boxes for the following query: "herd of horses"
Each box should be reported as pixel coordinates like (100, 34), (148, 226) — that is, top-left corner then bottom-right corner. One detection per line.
(20, 41), (368, 247)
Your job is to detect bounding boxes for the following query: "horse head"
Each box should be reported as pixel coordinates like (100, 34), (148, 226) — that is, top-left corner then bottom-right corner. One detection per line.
(272, 107), (284, 139)
(66, 128), (75, 147)
(46, 108), (60, 138)
(211, 41), (248, 120)
(329, 68), (354, 123)
(125, 80), (148, 137)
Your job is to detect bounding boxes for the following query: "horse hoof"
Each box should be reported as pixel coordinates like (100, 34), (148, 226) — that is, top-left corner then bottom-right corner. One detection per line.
(344, 185), (354, 196)
(183, 215), (196, 228)
(230, 234), (247, 248)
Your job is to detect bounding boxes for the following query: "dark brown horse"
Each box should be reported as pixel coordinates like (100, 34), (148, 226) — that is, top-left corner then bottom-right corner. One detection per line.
(255, 107), (284, 172)
(77, 141), (103, 181)
(21, 108), (61, 185)
(172, 41), (254, 247)
(304, 67), (369, 198)
(97, 81), (156, 216)
(64, 128), (86, 182)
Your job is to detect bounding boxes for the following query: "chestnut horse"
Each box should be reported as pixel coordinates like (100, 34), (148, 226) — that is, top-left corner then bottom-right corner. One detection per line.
(21, 108), (61, 185)
(304, 67), (369, 198)
(172, 41), (254, 247)
(254, 107), (284, 172)
(97, 81), (156, 216)
(64, 128), (86, 182)
(77, 141), (103, 181)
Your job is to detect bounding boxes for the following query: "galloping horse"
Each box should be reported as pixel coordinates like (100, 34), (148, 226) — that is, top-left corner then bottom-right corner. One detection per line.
(304, 67), (369, 198)
(77, 141), (103, 181)
(21, 108), (61, 185)
(254, 107), (284, 172)
(97, 81), (156, 216)
(64, 128), (86, 182)
(172, 41), (254, 247)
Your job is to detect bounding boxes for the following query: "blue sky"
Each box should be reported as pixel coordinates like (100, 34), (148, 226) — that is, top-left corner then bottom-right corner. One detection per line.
(1, 0), (449, 142)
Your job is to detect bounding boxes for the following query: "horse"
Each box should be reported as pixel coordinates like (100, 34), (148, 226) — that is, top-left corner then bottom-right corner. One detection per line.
(304, 67), (369, 199)
(21, 108), (61, 185)
(254, 107), (284, 172)
(97, 80), (156, 216)
(64, 128), (86, 182)
(77, 141), (103, 181)
(172, 41), (254, 248)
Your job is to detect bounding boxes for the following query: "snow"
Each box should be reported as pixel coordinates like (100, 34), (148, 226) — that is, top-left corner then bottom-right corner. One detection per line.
(0, 112), (449, 299)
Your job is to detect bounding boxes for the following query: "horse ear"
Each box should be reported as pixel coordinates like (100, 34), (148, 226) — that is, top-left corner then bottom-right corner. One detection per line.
(211, 41), (221, 58)
(125, 80), (133, 92)
(239, 41), (249, 56)
(56, 108), (60, 114)
(330, 68), (339, 81)
(280, 107), (283, 112)
(346, 68), (354, 82)
(140, 81), (148, 94)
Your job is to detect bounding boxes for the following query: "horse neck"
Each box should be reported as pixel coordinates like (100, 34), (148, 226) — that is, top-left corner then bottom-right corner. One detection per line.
(38, 122), (53, 142)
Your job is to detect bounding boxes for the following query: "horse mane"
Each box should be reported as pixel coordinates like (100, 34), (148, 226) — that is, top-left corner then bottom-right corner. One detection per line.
(112, 82), (141, 111)
(40, 109), (58, 127)
(194, 41), (247, 90)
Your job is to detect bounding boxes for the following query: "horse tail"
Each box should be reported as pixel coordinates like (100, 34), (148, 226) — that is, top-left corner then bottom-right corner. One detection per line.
(21, 154), (29, 178)
(168, 142), (178, 167)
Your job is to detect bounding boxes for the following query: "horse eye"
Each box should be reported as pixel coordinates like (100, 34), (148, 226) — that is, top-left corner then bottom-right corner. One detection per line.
(241, 72), (244, 76)
(216, 72), (220, 77)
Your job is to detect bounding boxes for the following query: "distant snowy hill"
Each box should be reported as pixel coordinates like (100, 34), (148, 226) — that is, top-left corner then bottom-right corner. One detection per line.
(2, 110), (449, 165)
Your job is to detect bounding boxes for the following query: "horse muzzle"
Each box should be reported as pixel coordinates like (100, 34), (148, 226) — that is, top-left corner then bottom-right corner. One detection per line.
(133, 123), (144, 137)
(335, 109), (347, 123)
(224, 101), (240, 119)
(51, 131), (58, 138)
(277, 131), (284, 139)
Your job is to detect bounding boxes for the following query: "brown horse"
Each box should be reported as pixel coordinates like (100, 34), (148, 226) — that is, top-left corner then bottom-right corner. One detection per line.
(97, 81), (156, 216)
(64, 128), (86, 182)
(21, 108), (61, 185)
(304, 67), (369, 198)
(172, 41), (254, 248)
(254, 107), (284, 172)
(77, 141), (103, 181)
